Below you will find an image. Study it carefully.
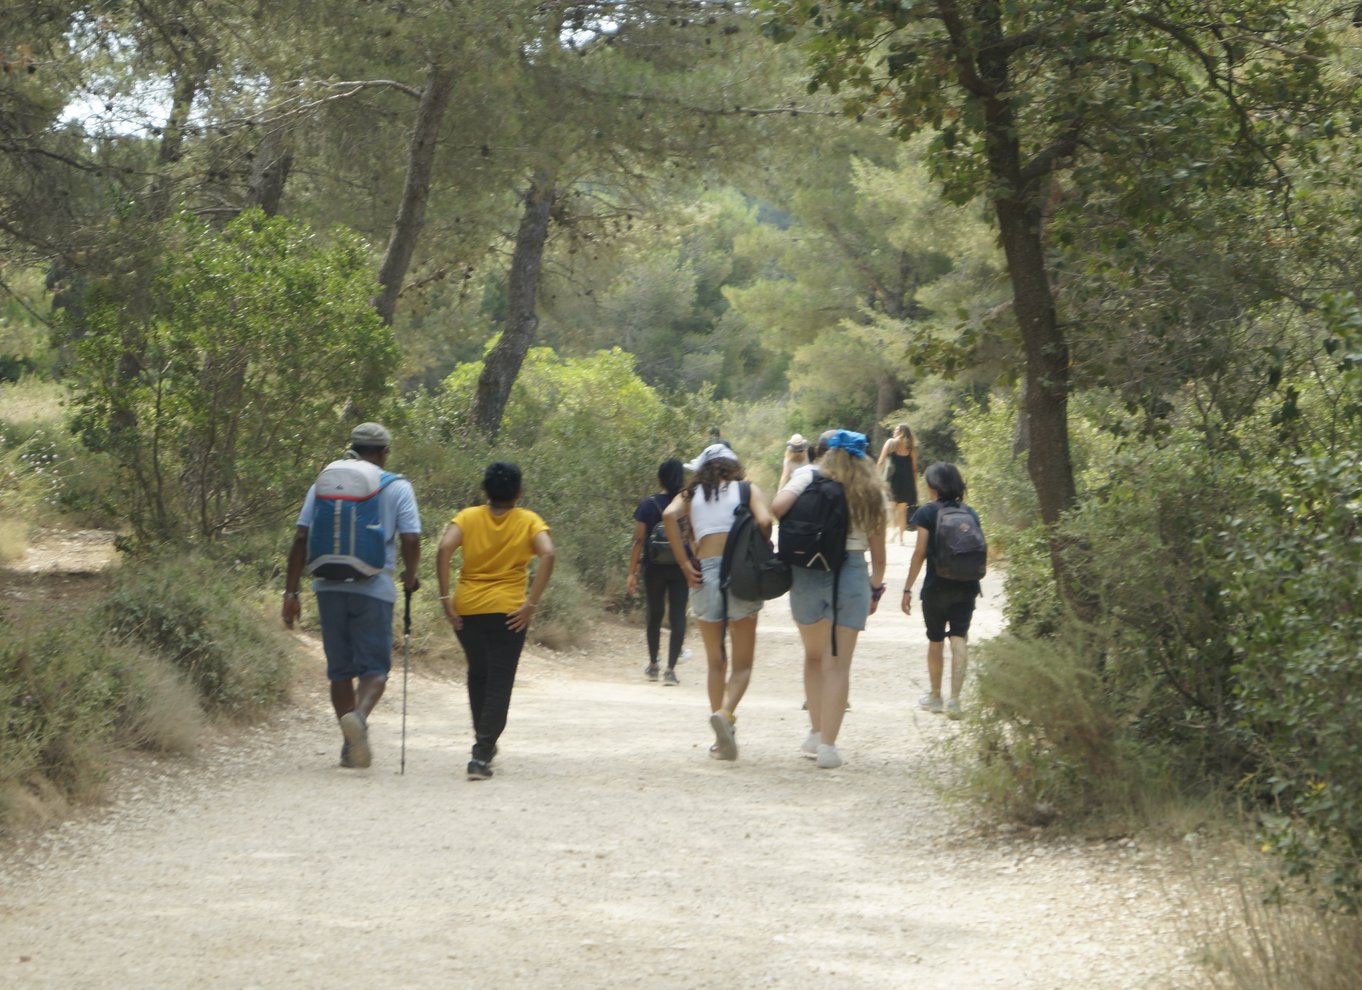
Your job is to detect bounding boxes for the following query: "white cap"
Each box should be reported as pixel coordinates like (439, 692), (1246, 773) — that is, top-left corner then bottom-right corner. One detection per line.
(683, 442), (738, 472)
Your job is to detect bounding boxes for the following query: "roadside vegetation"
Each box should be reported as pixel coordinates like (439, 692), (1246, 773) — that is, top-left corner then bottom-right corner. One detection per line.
(4, 2), (1362, 981)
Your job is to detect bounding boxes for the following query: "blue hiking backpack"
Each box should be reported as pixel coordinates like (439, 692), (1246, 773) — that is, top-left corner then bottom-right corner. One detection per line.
(306, 459), (402, 581)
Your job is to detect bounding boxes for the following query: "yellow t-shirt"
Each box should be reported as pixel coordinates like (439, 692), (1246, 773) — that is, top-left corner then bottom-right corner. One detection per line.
(451, 505), (550, 615)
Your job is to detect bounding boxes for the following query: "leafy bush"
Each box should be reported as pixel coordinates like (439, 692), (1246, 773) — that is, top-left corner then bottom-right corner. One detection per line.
(1223, 454), (1362, 909)
(98, 553), (294, 714)
(400, 346), (716, 638)
(61, 209), (397, 543)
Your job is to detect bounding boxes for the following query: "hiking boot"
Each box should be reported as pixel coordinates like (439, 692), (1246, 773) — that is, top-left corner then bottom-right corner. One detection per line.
(663, 669), (679, 686)
(918, 693), (944, 714)
(709, 711), (738, 761)
(339, 711), (372, 768)
(945, 698), (963, 720)
(801, 731), (821, 758)
(645, 662), (660, 681)
(816, 743), (843, 769)
(339, 743), (354, 768)
(467, 759), (493, 781)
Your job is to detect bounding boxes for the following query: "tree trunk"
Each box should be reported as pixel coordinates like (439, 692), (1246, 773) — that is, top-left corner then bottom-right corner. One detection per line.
(976, 47), (1090, 614)
(469, 174), (557, 441)
(373, 63), (456, 326)
(873, 371), (903, 447)
(245, 125), (294, 216)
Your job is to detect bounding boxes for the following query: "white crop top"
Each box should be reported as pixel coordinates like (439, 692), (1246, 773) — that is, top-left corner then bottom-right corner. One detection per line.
(688, 481), (742, 540)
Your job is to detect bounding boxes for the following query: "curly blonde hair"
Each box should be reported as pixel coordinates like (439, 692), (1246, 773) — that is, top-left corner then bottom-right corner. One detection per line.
(817, 448), (886, 538)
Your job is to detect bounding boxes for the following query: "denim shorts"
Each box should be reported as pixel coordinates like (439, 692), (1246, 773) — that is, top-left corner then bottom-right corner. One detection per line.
(788, 551), (871, 629)
(316, 591), (395, 680)
(690, 556), (762, 623)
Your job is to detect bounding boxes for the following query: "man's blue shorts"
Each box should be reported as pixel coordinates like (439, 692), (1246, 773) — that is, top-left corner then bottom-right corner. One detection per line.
(315, 591), (394, 681)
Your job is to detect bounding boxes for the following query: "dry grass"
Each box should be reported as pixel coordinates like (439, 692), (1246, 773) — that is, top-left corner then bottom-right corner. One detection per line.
(0, 378), (65, 427)
(1188, 871), (1362, 990)
(0, 516), (27, 561)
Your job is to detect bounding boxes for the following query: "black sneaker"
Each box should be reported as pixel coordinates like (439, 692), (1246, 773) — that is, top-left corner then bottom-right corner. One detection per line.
(467, 759), (493, 781)
(663, 669), (679, 686)
(645, 662), (660, 680)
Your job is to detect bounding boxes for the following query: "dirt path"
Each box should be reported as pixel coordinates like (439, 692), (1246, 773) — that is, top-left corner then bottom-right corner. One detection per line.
(0, 539), (1202, 989)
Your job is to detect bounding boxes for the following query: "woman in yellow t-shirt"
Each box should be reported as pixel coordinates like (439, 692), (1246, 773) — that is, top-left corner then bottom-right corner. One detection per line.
(436, 461), (555, 781)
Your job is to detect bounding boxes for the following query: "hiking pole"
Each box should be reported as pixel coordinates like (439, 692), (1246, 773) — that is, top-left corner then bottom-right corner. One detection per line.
(400, 587), (412, 775)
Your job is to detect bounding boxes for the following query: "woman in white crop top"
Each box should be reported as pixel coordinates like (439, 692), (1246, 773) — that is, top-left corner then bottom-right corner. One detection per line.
(662, 442), (773, 762)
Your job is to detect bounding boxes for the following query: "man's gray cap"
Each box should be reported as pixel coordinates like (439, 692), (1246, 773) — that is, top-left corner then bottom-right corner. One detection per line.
(349, 422), (392, 447)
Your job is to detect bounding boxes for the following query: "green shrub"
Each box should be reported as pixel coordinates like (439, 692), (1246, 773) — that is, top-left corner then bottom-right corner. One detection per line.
(0, 618), (120, 805)
(60, 209), (397, 544)
(1223, 454), (1362, 909)
(98, 553), (294, 714)
(390, 346), (716, 644)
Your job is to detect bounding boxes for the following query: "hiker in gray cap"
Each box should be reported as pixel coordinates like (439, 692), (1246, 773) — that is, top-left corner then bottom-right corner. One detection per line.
(282, 423), (422, 769)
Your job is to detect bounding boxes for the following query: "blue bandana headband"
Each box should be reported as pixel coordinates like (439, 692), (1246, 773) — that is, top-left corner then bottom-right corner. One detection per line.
(827, 429), (868, 459)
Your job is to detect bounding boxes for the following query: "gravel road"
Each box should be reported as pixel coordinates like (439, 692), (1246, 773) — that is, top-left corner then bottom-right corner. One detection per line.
(0, 538), (1204, 989)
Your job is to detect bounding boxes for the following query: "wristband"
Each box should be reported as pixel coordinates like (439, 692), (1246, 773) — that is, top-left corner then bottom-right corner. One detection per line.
(283, 592), (300, 600)
(870, 584), (886, 603)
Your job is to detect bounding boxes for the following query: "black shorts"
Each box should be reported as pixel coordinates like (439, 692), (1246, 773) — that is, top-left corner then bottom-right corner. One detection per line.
(921, 584), (978, 642)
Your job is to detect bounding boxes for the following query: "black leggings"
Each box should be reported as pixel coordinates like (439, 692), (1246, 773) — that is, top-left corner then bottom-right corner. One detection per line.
(455, 613), (527, 760)
(643, 562), (688, 667)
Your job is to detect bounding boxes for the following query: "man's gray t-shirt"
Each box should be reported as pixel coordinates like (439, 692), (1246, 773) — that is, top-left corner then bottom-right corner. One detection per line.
(296, 475), (421, 603)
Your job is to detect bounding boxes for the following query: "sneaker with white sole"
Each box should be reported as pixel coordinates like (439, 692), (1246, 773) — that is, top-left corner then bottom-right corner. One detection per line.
(801, 731), (821, 758)
(466, 759), (493, 780)
(676, 648), (693, 665)
(645, 662), (660, 681)
(816, 743), (843, 769)
(339, 711), (372, 768)
(945, 698), (963, 720)
(709, 711), (738, 761)
(663, 669), (679, 686)
(918, 693), (944, 714)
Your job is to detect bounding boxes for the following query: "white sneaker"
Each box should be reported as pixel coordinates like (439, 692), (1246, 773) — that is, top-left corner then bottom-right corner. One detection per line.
(918, 693), (944, 714)
(677, 648), (693, 665)
(945, 698), (963, 720)
(801, 731), (821, 758)
(816, 743), (843, 769)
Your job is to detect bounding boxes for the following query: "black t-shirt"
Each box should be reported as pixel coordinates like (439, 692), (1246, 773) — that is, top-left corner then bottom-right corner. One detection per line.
(910, 500), (982, 597)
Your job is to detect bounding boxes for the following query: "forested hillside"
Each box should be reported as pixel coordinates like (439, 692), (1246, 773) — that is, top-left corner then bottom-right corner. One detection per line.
(3, 1), (1362, 970)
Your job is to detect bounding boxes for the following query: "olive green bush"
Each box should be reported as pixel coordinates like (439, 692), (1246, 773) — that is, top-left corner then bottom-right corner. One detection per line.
(98, 553), (294, 715)
(392, 345), (716, 646)
(61, 209), (397, 544)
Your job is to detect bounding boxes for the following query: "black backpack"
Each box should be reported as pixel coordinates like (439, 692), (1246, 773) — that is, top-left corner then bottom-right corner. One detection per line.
(720, 482), (791, 602)
(777, 473), (850, 648)
(934, 501), (987, 581)
(645, 520), (677, 565)
(641, 493), (680, 566)
(777, 474), (848, 573)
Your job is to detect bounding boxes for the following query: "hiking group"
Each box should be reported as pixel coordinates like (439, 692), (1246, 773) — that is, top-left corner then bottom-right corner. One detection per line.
(644, 427), (987, 770)
(283, 421), (985, 780)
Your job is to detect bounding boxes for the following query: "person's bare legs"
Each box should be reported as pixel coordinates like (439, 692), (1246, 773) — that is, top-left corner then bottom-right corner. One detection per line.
(895, 502), (909, 543)
(698, 619), (727, 714)
(926, 639), (945, 698)
(797, 619), (831, 734)
(722, 614), (759, 715)
(948, 636), (968, 700)
(818, 626), (859, 745)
